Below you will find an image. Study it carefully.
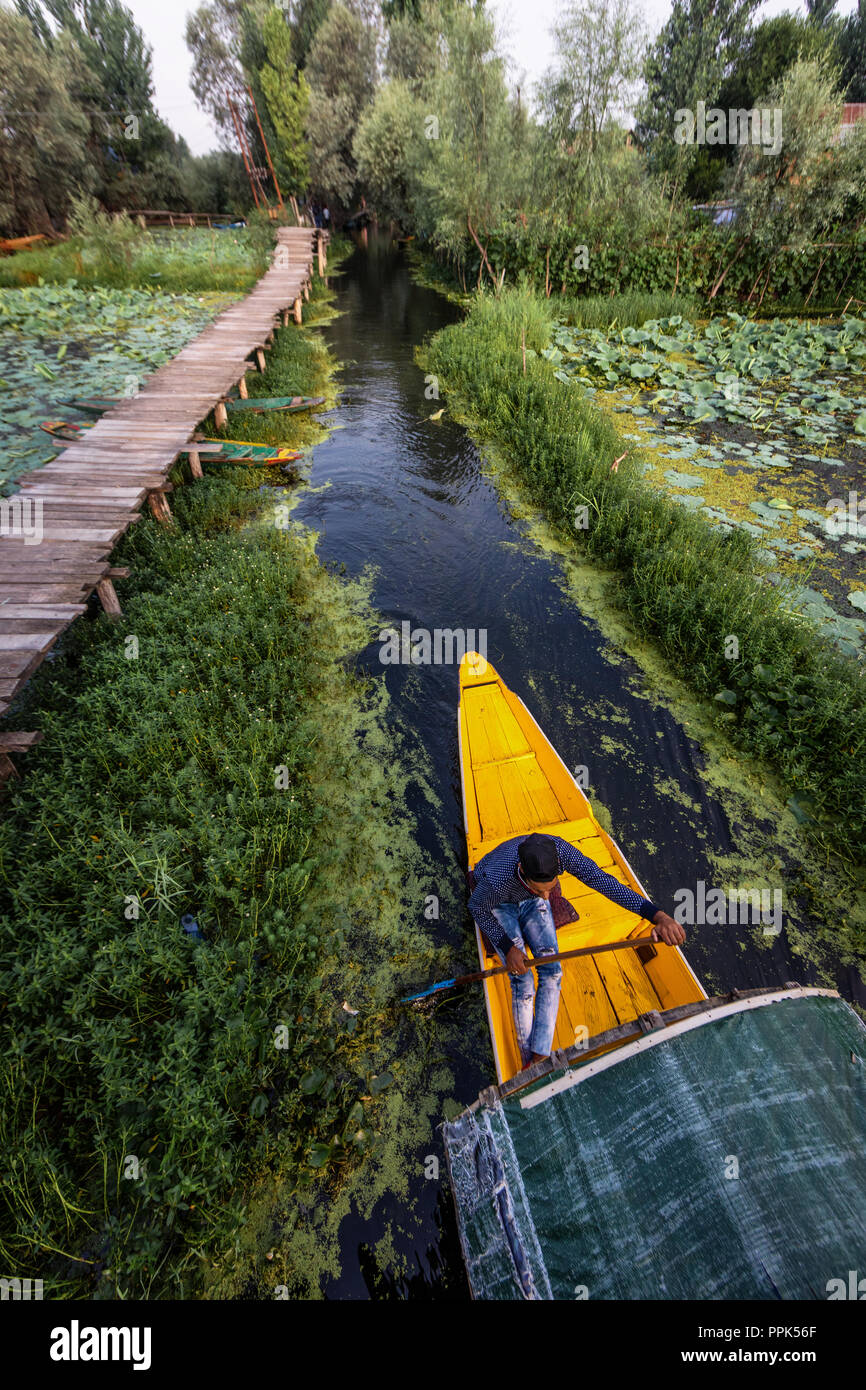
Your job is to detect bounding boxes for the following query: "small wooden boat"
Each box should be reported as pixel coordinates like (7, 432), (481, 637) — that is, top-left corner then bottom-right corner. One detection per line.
(193, 438), (302, 465)
(60, 394), (325, 418)
(443, 652), (866, 1299)
(457, 651), (705, 1083)
(40, 420), (93, 443)
(41, 420), (301, 466)
(225, 395), (325, 415)
(0, 234), (48, 255)
(58, 397), (136, 415)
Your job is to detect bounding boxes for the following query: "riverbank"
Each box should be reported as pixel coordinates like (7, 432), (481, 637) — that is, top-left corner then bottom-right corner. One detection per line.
(0, 245), (451, 1298)
(422, 286), (866, 979)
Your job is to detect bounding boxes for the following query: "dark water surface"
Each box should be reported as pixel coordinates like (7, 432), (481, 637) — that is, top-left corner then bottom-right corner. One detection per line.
(291, 239), (851, 1299)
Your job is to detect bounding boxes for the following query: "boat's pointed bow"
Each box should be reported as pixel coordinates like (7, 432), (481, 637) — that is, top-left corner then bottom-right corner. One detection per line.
(460, 649), (494, 689)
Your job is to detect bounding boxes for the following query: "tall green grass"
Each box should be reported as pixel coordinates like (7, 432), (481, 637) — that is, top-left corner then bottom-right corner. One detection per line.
(0, 228), (270, 293)
(558, 290), (700, 329)
(424, 287), (866, 870)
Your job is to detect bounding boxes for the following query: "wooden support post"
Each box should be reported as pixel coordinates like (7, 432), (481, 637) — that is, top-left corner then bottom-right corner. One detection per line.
(238, 376), (249, 400)
(256, 347), (267, 373)
(96, 578), (123, 618)
(0, 731), (43, 752)
(148, 489), (174, 527)
(106, 566), (130, 580)
(317, 234), (325, 278)
(0, 731), (43, 779)
(188, 449), (203, 479)
(282, 308), (290, 328)
(215, 401), (228, 430)
(293, 297), (302, 324)
(303, 279), (310, 302)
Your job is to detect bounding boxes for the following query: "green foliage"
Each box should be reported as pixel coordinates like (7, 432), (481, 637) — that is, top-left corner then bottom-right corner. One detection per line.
(184, 0), (248, 146)
(558, 291), (699, 329)
(422, 214), (866, 313)
(0, 278), (243, 489)
(353, 79), (423, 228)
(548, 311), (866, 460)
(536, 0), (647, 212)
(726, 57), (866, 257)
(0, 297), (432, 1297)
(839, 3), (866, 100)
(637, 0), (760, 179)
(305, 2), (377, 206)
(0, 8), (93, 236)
(424, 287), (866, 868)
(259, 8), (311, 196)
(291, 0), (333, 68)
(66, 194), (139, 268)
(718, 13), (837, 114)
(16, 0), (189, 216)
(0, 227), (268, 292)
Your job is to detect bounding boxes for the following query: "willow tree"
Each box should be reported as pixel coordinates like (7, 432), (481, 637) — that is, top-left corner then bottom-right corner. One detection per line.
(0, 8), (92, 234)
(185, 0), (249, 144)
(536, 0), (648, 226)
(304, 2), (377, 206)
(725, 56), (866, 299)
(415, 0), (518, 285)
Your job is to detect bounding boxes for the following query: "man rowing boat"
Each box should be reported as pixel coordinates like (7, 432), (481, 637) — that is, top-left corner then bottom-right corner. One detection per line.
(468, 832), (686, 1068)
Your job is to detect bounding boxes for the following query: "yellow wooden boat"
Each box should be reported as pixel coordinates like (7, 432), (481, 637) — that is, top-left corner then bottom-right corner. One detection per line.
(458, 649), (705, 1084)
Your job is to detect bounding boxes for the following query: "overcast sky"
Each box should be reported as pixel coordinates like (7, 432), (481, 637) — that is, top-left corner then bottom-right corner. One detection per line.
(126, 0), (859, 156)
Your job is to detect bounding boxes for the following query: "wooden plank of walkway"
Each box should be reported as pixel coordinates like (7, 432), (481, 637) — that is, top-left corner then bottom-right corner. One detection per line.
(0, 227), (325, 740)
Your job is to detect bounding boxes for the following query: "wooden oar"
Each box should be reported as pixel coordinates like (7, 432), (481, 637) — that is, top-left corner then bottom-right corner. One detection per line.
(401, 934), (658, 1003)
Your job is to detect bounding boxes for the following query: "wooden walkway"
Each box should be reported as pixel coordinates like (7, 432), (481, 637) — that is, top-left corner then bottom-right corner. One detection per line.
(0, 226), (325, 773)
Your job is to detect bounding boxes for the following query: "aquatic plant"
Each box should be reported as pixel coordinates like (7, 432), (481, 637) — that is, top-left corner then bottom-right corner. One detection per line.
(425, 287), (866, 876)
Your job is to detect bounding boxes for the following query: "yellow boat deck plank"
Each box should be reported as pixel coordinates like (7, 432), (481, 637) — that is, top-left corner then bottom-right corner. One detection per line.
(593, 945), (663, 1019)
(464, 682), (531, 765)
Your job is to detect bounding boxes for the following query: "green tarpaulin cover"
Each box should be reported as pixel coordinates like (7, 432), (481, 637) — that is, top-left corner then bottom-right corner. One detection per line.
(443, 994), (866, 1299)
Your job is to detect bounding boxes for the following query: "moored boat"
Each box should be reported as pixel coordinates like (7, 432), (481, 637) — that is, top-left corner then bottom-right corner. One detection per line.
(40, 420), (301, 465)
(188, 438), (303, 465)
(443, 651), (866, 1299)
(40, 419), (93, 443)
(225, 394), (325, 414)
(58, 397), (136, 414)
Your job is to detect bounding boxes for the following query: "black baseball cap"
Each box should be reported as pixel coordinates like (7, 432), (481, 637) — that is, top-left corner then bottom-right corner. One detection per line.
(518, 833), (560, 881)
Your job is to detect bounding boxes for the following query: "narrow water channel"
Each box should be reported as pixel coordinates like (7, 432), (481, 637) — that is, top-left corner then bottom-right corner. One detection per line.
(291, 238), (850, 1298)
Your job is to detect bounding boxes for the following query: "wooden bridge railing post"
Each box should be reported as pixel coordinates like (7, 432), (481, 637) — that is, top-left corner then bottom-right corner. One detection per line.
(96, 578), (123, 618)
(147, 489), (174, 527)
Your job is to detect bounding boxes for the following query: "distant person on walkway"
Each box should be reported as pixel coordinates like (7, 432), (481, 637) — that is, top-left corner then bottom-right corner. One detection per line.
(322, 206), (330, 228)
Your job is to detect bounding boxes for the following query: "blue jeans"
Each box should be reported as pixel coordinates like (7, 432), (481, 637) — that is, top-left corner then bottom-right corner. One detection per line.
(491, 898), (562, 1063)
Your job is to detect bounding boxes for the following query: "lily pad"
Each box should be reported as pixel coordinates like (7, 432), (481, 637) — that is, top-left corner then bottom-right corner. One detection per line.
(664, 470), (705, 489)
